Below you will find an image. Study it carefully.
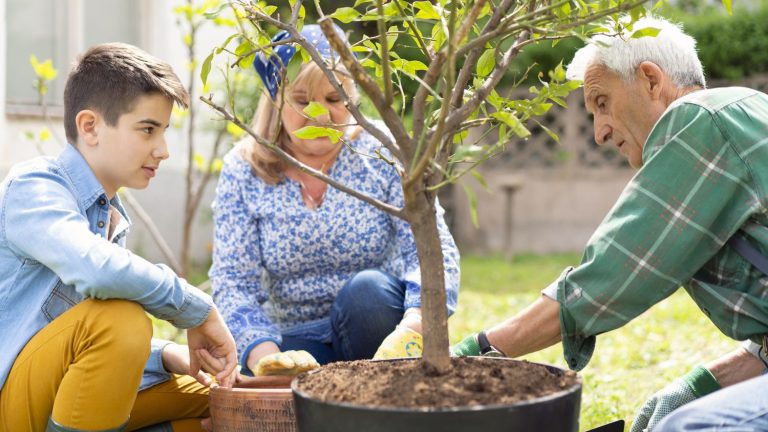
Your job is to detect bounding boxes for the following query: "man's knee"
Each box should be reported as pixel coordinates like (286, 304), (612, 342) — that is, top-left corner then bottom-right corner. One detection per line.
(654, 404), (707, 431)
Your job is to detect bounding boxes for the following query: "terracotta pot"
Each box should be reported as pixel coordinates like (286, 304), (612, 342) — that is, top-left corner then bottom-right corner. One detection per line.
(209, 375), (297, 432)
(292, 358), (582, 432)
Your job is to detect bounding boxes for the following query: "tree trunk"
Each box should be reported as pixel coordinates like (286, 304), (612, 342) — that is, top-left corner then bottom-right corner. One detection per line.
(404, 187), (450, 374)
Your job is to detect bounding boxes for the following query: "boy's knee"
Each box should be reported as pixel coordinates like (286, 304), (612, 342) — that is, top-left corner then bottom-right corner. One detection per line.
(81, 299), (152, 342)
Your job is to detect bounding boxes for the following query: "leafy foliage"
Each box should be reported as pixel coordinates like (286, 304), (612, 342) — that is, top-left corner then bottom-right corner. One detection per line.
(201, 0), (653, 371)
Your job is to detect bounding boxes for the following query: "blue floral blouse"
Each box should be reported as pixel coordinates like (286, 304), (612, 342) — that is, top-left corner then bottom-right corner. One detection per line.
(209, 124), (460, 362)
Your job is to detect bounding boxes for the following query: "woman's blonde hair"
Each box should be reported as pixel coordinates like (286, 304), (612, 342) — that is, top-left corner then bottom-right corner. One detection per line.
(240, 61), (358, 184)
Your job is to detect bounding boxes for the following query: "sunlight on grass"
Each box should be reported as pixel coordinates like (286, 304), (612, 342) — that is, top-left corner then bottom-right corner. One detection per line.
(450, 254), (737, 431)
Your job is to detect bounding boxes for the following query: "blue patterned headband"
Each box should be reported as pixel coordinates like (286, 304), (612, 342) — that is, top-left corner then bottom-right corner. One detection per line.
(253, 24), (347, 99)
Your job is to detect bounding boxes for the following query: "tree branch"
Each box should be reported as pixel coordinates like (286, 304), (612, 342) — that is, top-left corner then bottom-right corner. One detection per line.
(243, 4), (401, 161)
(201, 95), (407, 219)
(440, 30), (531, 137)
(450, 0), (515, 110)
(393, 0), (433, 59)
(376, 0), (394, 105)
(318, 17), (413, 161)
(120, 189), (183, 274)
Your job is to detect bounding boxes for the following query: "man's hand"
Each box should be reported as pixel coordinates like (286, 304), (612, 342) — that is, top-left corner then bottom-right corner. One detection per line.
(187, 306), (238, 388)
(252, 350), (320, 376)
(450, 333), (481, 356)
(630, 366), (720, 432)
(161, 342), (213, 387)
(373, 326), (423, 359)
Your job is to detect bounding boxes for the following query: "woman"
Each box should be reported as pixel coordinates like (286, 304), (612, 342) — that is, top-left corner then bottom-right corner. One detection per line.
(209, 25), (460, 376)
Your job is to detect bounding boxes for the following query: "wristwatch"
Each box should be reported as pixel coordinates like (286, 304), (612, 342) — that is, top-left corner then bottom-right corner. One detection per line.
(477, 330), (506, 357)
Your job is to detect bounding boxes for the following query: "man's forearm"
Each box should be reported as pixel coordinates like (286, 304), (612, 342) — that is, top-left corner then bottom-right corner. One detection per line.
(707, 347), (766, 387)
(485, 296), (562, 358)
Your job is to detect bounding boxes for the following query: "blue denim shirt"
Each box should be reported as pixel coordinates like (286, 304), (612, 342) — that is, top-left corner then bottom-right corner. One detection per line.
(0, 145), (213, 391)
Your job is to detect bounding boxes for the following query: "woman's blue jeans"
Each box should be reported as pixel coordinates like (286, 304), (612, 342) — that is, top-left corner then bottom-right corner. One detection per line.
(655, 373), (768, 431)
(280, 270), (406, 364)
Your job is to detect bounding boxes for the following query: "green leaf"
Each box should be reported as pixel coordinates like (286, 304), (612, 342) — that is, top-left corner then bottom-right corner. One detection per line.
(354, 0), (373, 6)
(538, 123), (561, 143)
(460, 183), (480, 228)
(331, 7), (360, 23)
(476, 49), (495, 78)
(531, 102), (553, 116)
(431, 22), (446, 51)
(303, 101), (329, 118)
(491, 111), (531, 138)
(414, 1), (441, 19)
(470, 170), (489, 190)
(234, 39), (253, 56)
(203, 2), (230, 19)
(387, 26), (399, 50)
(292, 126), (344, 143)
(453, 144), (484, 161)
(240, 53), (256, 69)
(200, 52), (214, 86)
(630, 27), (661, 39)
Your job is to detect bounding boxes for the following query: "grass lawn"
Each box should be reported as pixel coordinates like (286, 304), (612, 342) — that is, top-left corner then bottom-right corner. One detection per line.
(451, 254), (737, 431)
(155, 253), (737, 431)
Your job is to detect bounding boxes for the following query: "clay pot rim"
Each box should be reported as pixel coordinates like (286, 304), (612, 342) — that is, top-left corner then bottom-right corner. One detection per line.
(210, 386), (293, 395)
(292, 357), (582, 413)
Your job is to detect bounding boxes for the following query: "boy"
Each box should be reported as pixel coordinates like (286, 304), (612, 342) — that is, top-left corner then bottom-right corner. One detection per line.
(0, 43), (237, 432)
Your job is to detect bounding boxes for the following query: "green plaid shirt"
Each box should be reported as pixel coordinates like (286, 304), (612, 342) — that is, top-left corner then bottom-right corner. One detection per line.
(547, 87), (768, 371)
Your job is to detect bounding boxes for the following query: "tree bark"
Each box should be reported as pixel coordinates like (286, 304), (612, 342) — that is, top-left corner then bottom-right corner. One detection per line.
(404, 185), (450, 374)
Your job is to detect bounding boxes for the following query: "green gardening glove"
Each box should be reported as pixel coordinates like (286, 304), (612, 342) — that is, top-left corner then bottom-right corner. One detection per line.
(450, 333), (482, 357)
(630, 366), (721, 432)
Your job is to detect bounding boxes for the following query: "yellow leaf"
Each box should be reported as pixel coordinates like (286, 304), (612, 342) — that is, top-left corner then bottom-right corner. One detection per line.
(193, 153), (205, 170)
(30, 55), (58, 81)
(211, 158), (224, 173)
(39, 127), (51, 142)
(183, 33), (193, 47)
(226, 122), (244, 138)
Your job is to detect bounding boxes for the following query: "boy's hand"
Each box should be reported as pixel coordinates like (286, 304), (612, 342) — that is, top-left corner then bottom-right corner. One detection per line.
(252, 350), (320, 376)
(187, 306), (238, 388)
(161, 342), (213, 387)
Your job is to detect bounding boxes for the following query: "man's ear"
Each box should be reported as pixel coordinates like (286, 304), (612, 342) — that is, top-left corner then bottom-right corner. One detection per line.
(75, 110), (99, 147)
(637, 61), (665, 100)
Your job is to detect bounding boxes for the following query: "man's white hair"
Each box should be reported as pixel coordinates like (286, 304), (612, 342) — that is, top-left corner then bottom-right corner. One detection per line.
(566, 15), (705, 88)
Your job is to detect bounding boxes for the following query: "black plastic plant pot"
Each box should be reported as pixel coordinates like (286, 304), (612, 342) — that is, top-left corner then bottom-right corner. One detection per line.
(291, 358), (582, 432)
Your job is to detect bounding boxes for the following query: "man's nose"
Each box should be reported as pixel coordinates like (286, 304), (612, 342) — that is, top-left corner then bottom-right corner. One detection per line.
(593, 116), (611, 146)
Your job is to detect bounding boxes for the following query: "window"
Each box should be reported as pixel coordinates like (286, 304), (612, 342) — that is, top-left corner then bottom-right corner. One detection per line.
(5, 0), (143, 115)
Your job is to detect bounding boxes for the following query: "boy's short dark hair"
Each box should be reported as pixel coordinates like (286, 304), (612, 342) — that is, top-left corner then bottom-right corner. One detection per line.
(63, 42), (190, 145)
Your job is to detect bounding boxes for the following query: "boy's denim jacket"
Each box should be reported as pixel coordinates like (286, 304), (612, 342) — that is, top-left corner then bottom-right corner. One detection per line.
(0, 145), (213, 391)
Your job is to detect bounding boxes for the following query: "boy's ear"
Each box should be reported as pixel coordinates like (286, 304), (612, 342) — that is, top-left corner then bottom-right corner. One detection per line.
(75, 110), (99, 147)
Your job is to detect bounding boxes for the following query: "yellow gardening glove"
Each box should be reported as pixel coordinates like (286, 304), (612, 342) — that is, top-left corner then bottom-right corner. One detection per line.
(251, 350), (320, 376)
(373, 326), (423, 359)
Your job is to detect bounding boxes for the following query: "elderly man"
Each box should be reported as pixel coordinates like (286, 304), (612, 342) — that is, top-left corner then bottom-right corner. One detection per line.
(452, 15), (768, 432)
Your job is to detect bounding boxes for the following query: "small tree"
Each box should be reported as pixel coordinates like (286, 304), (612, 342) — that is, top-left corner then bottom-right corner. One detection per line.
(202, 0), (648, 373)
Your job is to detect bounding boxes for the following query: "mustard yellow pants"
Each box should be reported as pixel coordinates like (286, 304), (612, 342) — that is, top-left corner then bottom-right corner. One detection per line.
(0, 299), (208, 432)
